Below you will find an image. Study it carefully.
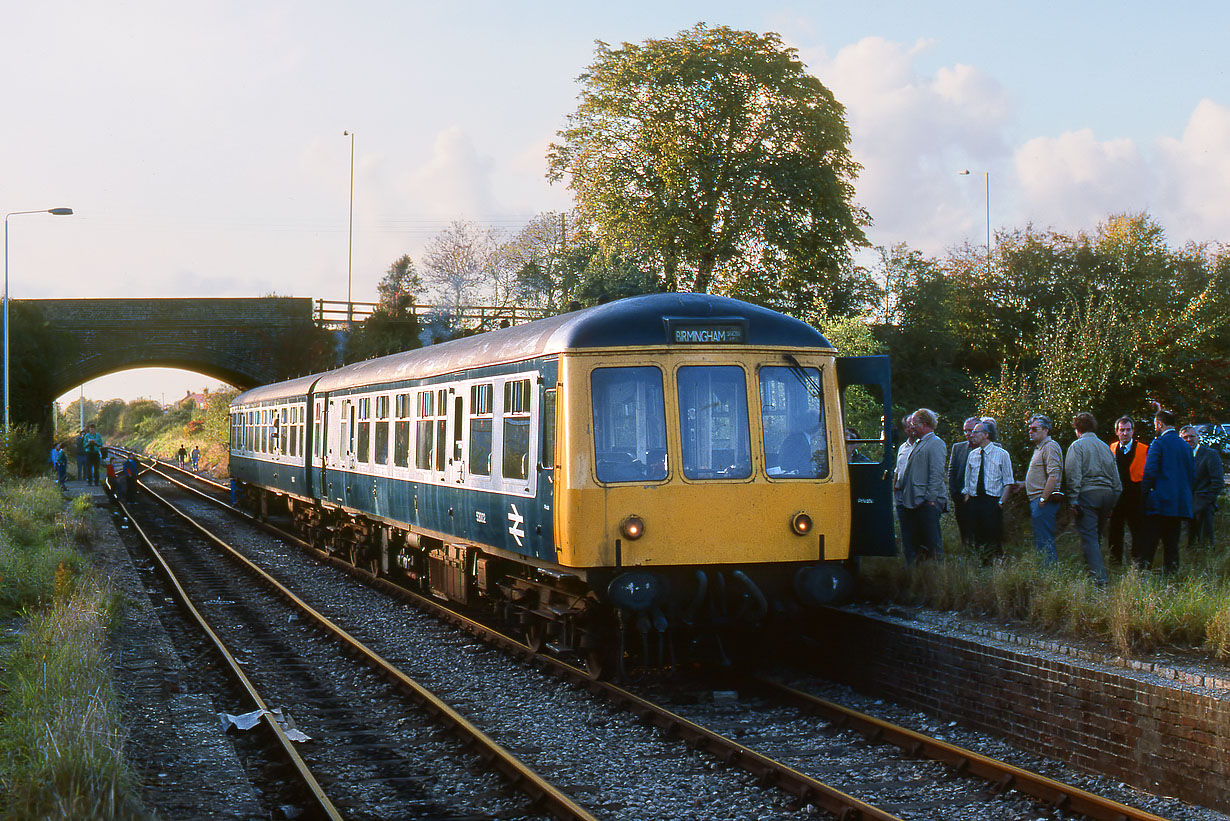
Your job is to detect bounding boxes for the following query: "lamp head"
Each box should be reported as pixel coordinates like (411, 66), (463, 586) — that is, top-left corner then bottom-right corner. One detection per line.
(958, 170), (970, 176)
(49, 208), (73, 215)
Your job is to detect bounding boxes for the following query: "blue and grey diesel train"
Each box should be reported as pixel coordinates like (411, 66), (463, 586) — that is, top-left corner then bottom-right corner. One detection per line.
(230, 293), (894, 674)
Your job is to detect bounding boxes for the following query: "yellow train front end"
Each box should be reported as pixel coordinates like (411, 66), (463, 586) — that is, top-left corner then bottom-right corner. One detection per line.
(556, 347), (851, 568)
(551, 337), (873, 656)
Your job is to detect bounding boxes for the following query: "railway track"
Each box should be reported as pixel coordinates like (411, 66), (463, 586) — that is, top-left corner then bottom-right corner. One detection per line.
(126, 456), (1184, 820)
(118, 475), (594, 820)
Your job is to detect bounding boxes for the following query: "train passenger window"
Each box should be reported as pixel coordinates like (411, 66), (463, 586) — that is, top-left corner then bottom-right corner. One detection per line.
(394, 393), (410, 468)
(469, 383), (493, 476)
(374, 420), (389, 465)
(676, 366), (751, 480)
(357, 396), (371, 463)
(502, 379), (531, 480)
(591, 367), (667, 483)
(415, 390), (434, 470)
(759, 365), (828, 478)
(373, 396), (389, 464)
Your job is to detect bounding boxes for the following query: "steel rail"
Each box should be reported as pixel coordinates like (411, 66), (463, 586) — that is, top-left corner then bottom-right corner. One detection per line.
(746, 676), (1172, 821)
(133, 477), (599, 821)
(113, 495), (343, 821)
(142, 464), (906, 821)
(147, 460), (1187, 820)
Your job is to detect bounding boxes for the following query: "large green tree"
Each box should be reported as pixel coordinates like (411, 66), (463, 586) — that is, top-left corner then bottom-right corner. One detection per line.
(548, 24), (869, 312)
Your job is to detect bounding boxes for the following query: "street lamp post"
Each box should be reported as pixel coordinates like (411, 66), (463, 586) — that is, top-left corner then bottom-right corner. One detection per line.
(343, 130), (355, 324)
(958, 169), (990, 275)
(4, 207), (73, 435)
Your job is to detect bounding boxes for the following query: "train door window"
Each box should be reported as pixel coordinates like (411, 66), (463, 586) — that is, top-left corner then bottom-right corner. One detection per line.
(437, 389), (449, 472)
(272, 410), (281, 454)
(542, 388), (556, 471)
(340, 400), (353, 459)
(374, 395), (390, 465)
(261, 410), (269, 453)
(469, 383), (493, 476)
(394, 393), (411, 468)
(290, 409), (297, 457)
(502, 378), (531, 481)
(591, 366), (667, 483)
(676, 366), (751, 480)
(314, 400), (324, 458)
(840, 383), (885, 464)
(758, 365), (828, 478)
(356, 397), (370, 462)
(415, 390), (434, 470)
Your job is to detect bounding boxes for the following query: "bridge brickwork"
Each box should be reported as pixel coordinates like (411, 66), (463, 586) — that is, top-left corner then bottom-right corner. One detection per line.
(22, 297), (315, 398)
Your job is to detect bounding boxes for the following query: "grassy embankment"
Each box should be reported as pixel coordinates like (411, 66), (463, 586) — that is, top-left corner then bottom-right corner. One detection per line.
(858, 497), (1230, 659)
(0, 478), (144, 818)
(115, 392), (234, 477)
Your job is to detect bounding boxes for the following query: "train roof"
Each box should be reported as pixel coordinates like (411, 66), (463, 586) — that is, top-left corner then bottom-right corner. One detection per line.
(234, 293), (832, 405)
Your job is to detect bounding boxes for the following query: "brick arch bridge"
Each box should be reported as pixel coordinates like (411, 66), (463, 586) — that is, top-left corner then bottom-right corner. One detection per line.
(22, 297), (315, 398)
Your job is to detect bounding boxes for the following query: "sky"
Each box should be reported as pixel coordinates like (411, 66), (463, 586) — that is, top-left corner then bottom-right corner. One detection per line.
(3, 1), (1227, 407)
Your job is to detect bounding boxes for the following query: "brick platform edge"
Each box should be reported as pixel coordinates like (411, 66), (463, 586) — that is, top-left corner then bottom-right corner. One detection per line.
(810, 606), (1230, 813)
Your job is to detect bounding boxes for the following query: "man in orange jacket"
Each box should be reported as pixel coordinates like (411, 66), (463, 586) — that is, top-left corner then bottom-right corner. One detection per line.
(1108, 415), (1148, 565)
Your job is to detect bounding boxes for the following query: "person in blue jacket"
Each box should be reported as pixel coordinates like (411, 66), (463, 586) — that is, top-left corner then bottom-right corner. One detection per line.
(1135, 407), (1196, 573)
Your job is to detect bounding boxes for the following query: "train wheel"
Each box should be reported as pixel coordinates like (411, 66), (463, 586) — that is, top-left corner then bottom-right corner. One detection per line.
(525, 619), (547, 654)
(586, 646), (613, 680)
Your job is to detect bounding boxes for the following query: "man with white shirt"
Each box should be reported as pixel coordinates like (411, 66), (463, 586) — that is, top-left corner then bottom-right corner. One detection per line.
(962, 420), (1015, 561)
(893, 414), (919, 562)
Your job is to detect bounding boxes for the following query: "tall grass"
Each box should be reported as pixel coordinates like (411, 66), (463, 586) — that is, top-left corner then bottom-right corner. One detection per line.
(859, 499), (1230, 660)
(0, 478), (143, 818)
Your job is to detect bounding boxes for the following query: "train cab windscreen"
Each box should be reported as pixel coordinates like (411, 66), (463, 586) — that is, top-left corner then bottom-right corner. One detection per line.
(676, 366), (751, 479)
(591, 366), (668, 482)
(760, 365), (829, 478)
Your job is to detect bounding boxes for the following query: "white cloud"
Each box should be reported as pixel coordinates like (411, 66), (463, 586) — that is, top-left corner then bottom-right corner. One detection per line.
(405, 126), (500, 221)
(1014, 129), (1154, 233)
(808, 37), (1013, 254)
(1157, 99), (1230, 244)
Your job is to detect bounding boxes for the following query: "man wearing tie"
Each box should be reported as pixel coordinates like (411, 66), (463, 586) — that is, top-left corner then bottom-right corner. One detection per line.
(962, 420), (1015, 561)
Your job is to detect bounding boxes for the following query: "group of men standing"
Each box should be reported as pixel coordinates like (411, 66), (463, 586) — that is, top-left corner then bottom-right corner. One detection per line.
(893, 406), (1224, 577)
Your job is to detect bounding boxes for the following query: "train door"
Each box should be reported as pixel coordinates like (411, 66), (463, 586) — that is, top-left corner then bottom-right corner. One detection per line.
(836, 355), (895, 557)
(309, 393), (327, 498)
(447, 390), (465, 485)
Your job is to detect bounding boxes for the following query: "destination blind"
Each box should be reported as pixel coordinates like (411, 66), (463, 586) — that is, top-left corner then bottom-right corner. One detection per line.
(670, 324), (746, 344)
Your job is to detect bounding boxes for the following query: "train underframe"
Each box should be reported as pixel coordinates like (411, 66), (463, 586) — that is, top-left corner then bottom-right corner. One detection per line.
(244, 485), (850, 679)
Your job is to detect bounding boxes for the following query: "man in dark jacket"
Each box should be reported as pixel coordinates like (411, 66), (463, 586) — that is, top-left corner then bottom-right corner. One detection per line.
(948, 417), (979, 547)
(1136, 409), (1195, 573)
(1181, 425), (1225, 548)
(1109, 416), (1148, 565)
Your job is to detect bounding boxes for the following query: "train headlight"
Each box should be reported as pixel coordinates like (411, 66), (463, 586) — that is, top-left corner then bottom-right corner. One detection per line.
(620, 515), (645, 540)
(791, 512), (813, 536)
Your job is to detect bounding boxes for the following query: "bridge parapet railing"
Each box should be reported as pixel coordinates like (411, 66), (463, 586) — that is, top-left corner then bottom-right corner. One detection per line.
(314, 300), (552, 330)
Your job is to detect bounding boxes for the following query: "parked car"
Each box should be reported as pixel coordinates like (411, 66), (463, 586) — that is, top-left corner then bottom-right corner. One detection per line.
(1194, 422), (1230, 472)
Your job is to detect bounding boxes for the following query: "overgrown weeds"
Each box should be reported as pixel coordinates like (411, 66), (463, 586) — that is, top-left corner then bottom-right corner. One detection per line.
(859, 502), (1230, 660)
(0, 477), (143, 817)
